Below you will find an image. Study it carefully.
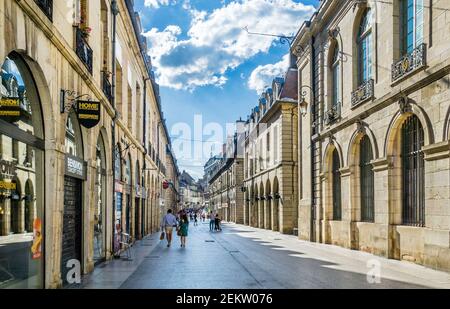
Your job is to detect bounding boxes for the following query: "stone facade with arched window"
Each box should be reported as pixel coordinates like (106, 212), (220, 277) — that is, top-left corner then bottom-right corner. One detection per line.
(0, 0), (178, 288)
(241, 69), (299, 235)
(293, 0), (450, 271)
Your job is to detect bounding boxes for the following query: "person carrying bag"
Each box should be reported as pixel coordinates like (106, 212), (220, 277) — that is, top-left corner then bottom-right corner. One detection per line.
(160, 209), (178, 247)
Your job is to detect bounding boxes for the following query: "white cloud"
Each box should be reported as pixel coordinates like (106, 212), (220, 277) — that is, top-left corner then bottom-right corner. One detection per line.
(144, 0), (172, 8)
(143, 0), (314, 91)
(248, 53), (290, 93)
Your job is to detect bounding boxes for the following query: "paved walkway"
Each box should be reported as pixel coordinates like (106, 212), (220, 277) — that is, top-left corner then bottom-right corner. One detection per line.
(80, 222), (450, 289)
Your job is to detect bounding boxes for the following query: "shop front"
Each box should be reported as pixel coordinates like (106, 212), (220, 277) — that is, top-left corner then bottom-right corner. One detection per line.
(134, 162), (141, 240)
(114, 147), (123, 256)
(124, 155), (131, 235)
(94, 135), (106, 265)
(0, 53), (45, 288)
(62, 112), (85, 286)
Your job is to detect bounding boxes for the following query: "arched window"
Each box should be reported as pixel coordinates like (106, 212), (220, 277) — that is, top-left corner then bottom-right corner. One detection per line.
(402, 115), (425, 226)
(331, 46), (340, 109)
(360, 136), (374, 222)
(94, 134), (106, 263)
(0, 52), (45, 288)
(332, 149), (341, 221)
(358, 9), (373, 84)
(400, 0), (424, 55)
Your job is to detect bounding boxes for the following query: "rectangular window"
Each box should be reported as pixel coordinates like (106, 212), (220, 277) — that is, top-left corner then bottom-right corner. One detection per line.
(401, 0), (424, 55)
(274, 125), (279, 164)
(333, 64), (340, 108)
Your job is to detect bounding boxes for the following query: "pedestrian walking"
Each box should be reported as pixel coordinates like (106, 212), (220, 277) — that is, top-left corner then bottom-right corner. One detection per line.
(209, 211), (215, 232)
(178, 214), (189, 248)
(194, 213), (198, 226)
(160, 209), (178, 247)
(215, 214), (222, 232)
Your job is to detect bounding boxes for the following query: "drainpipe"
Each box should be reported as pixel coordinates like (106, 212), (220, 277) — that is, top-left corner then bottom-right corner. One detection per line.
(142, 77), (149, 237)
(111, 0), (119, 257)
(310, 35), (316, 242)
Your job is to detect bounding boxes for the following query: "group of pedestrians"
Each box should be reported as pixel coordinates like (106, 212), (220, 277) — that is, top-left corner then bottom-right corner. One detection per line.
(160, 209), (189, 248)
(160, 209), (223, 248)
(209, 211), (222, 232)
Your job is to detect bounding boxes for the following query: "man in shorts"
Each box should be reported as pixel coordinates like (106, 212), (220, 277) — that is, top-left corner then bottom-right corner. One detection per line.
(160, 209), (178, 247)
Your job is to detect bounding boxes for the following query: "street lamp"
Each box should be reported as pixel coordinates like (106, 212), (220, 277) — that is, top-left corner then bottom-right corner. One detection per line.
(299, 85), (314, 117)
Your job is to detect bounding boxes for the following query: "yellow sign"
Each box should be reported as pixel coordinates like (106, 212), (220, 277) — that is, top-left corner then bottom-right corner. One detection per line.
(0, 111), (20, 116)
(0, 98), (20, 107)
(0, 181), (17, 190)
(78, 114), (99, 120)
(78, 102), (99, 111)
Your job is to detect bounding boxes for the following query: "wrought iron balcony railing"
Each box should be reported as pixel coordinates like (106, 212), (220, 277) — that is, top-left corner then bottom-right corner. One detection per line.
(34, 0), (53, 21)
(324, 103), (341, 126)
(75, 28), (93, 74)
(351, 79), (374, 108)
(392, 43), (426, 83)
(102, 71), (112, 102)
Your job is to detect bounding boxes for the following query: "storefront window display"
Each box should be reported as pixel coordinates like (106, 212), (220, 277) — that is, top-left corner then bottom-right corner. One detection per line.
(94, 135), (106, 264)
(0, 53), (45, 288)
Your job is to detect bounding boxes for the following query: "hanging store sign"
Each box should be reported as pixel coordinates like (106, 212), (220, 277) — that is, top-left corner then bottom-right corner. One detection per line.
(115, 180), (124, 193)
(76, 100), (101, 129)
(135, 185), (142, 198)
(163, 181), (170, 190)
(0, 97), (21, 120)
(65, 154), (87, 180)
(0, 181), (16, 190)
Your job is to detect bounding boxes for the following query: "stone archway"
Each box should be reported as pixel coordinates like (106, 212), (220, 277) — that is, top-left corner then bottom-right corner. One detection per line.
(265, 179), (272, 230)
(272, 177), (280, 232)
(253, 184), (259, 228)
(245, 186), (250, 226)
(258, 183), (265, 229)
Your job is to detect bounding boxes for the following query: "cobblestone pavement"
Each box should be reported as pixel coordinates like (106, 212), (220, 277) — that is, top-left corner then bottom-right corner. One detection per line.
(80, 222), (450, 289)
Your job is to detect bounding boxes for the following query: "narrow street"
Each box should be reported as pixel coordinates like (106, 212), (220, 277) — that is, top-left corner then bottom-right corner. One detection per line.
(81, 222), (450, 289)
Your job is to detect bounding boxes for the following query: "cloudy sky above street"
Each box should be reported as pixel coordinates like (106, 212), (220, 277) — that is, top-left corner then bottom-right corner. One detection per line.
(135, 0), (318, 179)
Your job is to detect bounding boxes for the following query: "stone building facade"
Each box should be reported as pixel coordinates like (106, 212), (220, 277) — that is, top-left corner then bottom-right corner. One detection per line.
(293, 0), (450, 271)
(243, 70), (299, 234)
(208, 127), (245, 223)
(0, 0), (177, 288)
(179, 171), (204, 210)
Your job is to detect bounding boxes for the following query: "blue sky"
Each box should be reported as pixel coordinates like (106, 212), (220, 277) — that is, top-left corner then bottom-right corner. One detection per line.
(135, 0), (319, 179)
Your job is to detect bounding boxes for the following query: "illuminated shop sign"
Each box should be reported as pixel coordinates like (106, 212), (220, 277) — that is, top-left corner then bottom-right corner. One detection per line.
(76, 100), (100, 129)
(0, 97), (21, 118)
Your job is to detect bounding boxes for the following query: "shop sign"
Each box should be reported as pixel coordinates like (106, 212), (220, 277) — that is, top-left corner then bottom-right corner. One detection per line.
(0, 181), (16, 190)
(65, 154), (87, 180)
(141, 187), (147, 199)
(76, 100), (100, 129)
(0, 97), (21, 119)
(135, 185), (141, 198)
(0, 159), (18, 178)
(115, 180), (123, 193)
(163, 181), (169, 190)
